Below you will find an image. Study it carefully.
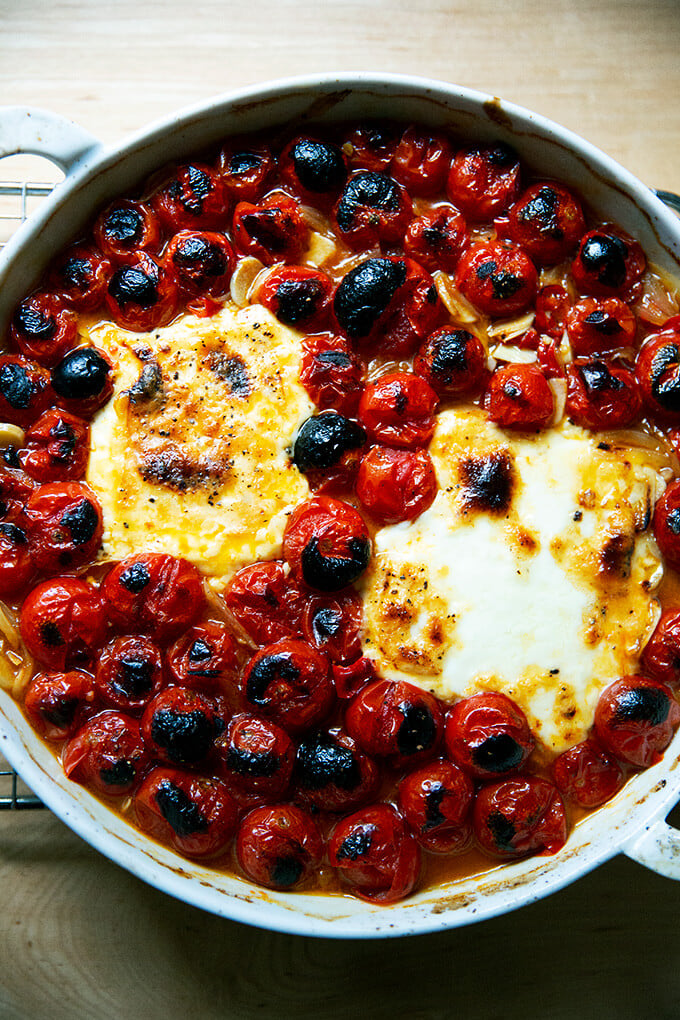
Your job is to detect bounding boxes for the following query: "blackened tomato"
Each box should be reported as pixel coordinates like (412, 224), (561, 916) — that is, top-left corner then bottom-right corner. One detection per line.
(565, 359), (641, 430)
(566, 297), (637, 356)
(455, 240), (538, 317)
(49, 243), (111, 312)
(163, 230), (235, 298)
(134, 767), (238, 859)
(299, 333), (364, 416)
(552, 739), (624, 808)
(356, 446), (437, 526)
(594, 675), (680, 768)
(444, 692), (535, 780)
(300, 589), (363, 664)
(10, 292), (78, 367)
(414, 327), (488, 398)
(216, 713), (295, 801)
(101, 553), (206, 644)
(105, 251), (179, 332)
(446, 143), (521, 222)
(333, 170), (411, 249)
(25, 481), (103, 572)
(63, 711), (150, 796)
(653, 480), (680, 571)
(397, 759), (474, 853)
(23, 670), (98, 741)
(240, 638), (334, 734)
(20, 577), (106, 671)
(21, 409), (90, 482)
(166, 622), (239, 694)
(403, 205), (468, 273)
(328, 804), (420, 904)
(278, 136), (348, 203)
(237, 804), (323, 889)
(93, 199), (161, 261)
(294, 729), (379, 813)
(473, 777), (567, 858)
(218, 142), (273, 201)
(151, 162), (229, 232)
(283, 495), (371, 592)
(141, 686), (226, 767)
(0, 521), (35, 594)
(505, 182), (585, 265)
(358, 371), (438, 448)
(232, 194), (309, 265)
(345, 678), (444, 768)
(95, 635), (165, 715)
(636, 327), (680, 424)
(224, 559), (305, 646)
(257, 265), (333, 330)
(484, 363), (554, 430)
(572, 228), (646, 299)
(0, 355), (54, 427)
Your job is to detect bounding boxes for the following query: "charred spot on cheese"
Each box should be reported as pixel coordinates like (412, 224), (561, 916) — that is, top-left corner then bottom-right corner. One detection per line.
(614, 685), (670, 725)
(150, 708), (216, 765)
(139, 446), (230, 494)
(120, 561), (151, 593)
(205, 352), (250, 397)
(460, 451), (514, 515)
(301, 535), (371, 591)
(246, 651), (299, 706)
(336, 825), (374, 860)
(155, 780), (208, 836)
(334, 258), (407, 339)
(599, 531), (634, 577)
(60, 499), (99, 545)
(296, 732), (361, 791)
(127, 360), (165, 410)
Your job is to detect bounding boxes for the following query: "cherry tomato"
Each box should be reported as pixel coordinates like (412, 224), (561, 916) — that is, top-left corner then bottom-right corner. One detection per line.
(331, 655), (378, 700)
(257, 265), (333, 330)
(504, 183), (585, 265)
(240, 638), (334, 734)
(102, 553), (206, 644)
(636, 327), (680, 423)
(134, 766), (238, 859)
(95, 635), (165, 715)
(641, 609), (680, 686)
(23, 670), (98, 741)
(163, 230), (234, 298)
(343, 123), (396, 172)
(484, 363), (554, 430)
(473, 777), (567, 858)
(356, 445), (437, 526)
(552, 739), (625, 808)
(300, 589), (363, 664)
(166, 622), (240, 697)
(413, 326), (488, 398)
(299, 333), (365, 415)
(0, 465), (35, 523)
(358, 371), (438, 448)
(278, 136), (348, 204)
(444, 692), (534, 780)
(224, 560), (305, 646)
(653, 480), (680, 570)
(49, 346), (114, 418)
(0, 521), (36, 594)
(389, 125), (452, 196)
(141, 686), (226, 767)
(446, 143), (521, 222)
(594, 675), (680, 768)
(283, 495), (371, 592)
(93, 199), (161, 261)
(292, 413), (367, 488)
(151, 162), (228, 232)
(345, 678), (444, 768)
(535, 284), (571, 339)
(216, 713), (295, 800)
(20, 576), (107, 670)
(218, 141), (273, 201)
(328, 803), (420, 904)
(566, 297), (637, 356)
(565, 359), (641, 430)
(456, 240), (538, 317)
(237, 804), (323, 889)
(105, 251), (179, 332)
(20, 409), (90, 482)
(49, 243), (111, 312)
(294, 729), (379, 812)
(536, 335), (565, 380)
(232, 194), (309, 265)
(397, 759), (474, 853)
(403, 205), (468, 273)
(63, 711), (151, 796)
(333, 170), (412, 249)
(25, 481), (102, 572)
(10, 291), (79, 366)
(0, 355), (54, 428)
(571, 228), (646, 299)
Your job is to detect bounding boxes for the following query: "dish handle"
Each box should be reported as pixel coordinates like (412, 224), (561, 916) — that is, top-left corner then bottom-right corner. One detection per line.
(623, 816), (680, 880)
(0, 106), (102, 176)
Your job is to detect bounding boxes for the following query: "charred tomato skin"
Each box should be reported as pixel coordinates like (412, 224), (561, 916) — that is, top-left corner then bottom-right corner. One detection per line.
(0, 520), (36, 594)
(358, 371), (438, 448)
(10, 292), (79, 367)
(333, 169), (412, 249)
(25, 481), (103, 572)
(413, 326), (488, 398)
(653, 480), (680, 571)
(504, 182), (586, 265)
(151, 162), (229, 232)
(345, 678), (444, 769)
(141, 686), (226, 767)
(594, 675), (680, 768)
(279, 136), (348, 201)
(484, 363), (554, 430)
(444, 692), (535, 780)
(565, 359), (642, 430)
(105, 251), (179, 332)
(403, 205), (468, 273)
(552, 739), (625, 808)
(328, 803), (421, 904)
(636, 328), (680, 423)
(232, 194), (309, 265)
(24, 670), (98, 741)
(101, 553), (206, 644)
(455, 240), (538, 317)
(216, 713), (295, 800)
(397, 759), (475, 853)
(446, 142), (521, 222)
(0, 355), (54, 427)
(300, 589), (363, 664)
(236, 803), (323, 890)
(63, 710), (150, 796)
(239, 638), (334, 735)
(20, 576), (107, 671)
(566, 297), (637, 357)
(93, 199), (161, 260)
(283, 495), (371, 593)
(49, 346), (114, 417)
(166, 622), (240, 694)
(299, 333), (365, 416)
(473, 777), (568, 858)
(162, 229), (235, 298)
(258, 265), (334, 330)
(218, 141), (273, 201)
(571, 228), (646, 299)
(49, 243), (112, 312)
(94, 634), (165, 715)
(294, 729), (379, 812)
(21, 409), (90, 483)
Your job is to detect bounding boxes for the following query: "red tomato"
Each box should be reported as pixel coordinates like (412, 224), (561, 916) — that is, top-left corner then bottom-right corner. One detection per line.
(455, 240), (538, 317)
(444, 692), (535, 780)
(216, 713), (295, 801)
(105, 251), (179, 332)
(218, 141), (273, 201)
(403, 205), (469, 273)
(343, 123), (396, 172)
(240, 638), (334, 734)
(300, 589), (363, 664)
(224, 559), (306, 646)
(0, 355), (54, 428)
(93, 199), (162, 261)
(23, 670), (98, 741)
(397, 759), (474, 853)
(333, 170), (412, 249)
(49, 243), (111, 312)
(345, 678), (444, 768)
(484, 363), (554, 430)
(134, 767), (238, 859)
(328, 803), (421, 903)
(552, 739), (625, 808)
(257, 265), (333, 330)
(535, 284), (571, 339)
(63, 711), (150, 796)
(446, 143), (521, 222)
(641, 609), (680, 686)
(10, 292), (79, 366)
(166, 622), (240, 694)
(141, 686), (227, 767)
(232, 194), (309, 265)
(0, 465), (36, 523)
(565, 359), (642, 430)
(25, 481), (103, 572)
(636, 328), (680, 423)
(49, 346), (114, 419)
(413, 326), (488, 398)
(571, 228), (646, 300)
(594, 675), (680, 768)
(390, 126), (452, 196)
(282, 495), (371, 592)
(0, 521), (36, 594)
(237, 804), (323, 889)
(299, 333), (365, 415)
(566, 297), (637, 356)
(95, 635), (165, 715)
(294, 729), (379, 812)
(20, 577), (107, 670)
(504, 182), (585, 265)
(20, 409), (90, 482)
(278, 136), (348, 204)
(358, 371), (438, 448)
(151, 162), (229, 232)
(101, 553), (206, 644)
(356, 446), (437, 526)
(162, 230), (235, 298)
(473, 777), (567, 858)
(536, 335), (565, 380)
(331, 655), (378, 701)
(653, 480), (680, 571)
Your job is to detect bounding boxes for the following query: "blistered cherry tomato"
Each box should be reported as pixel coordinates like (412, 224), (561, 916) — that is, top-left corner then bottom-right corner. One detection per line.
(473, 777), (567, 858)
(344, 123), (396, 172)
(257, 265), (333, 330)
(102, 553), (206, 644)
(292, 412), (367, 482)
(571, 228), (646, 299)
(0, 465), (35, 522)
(63, 711), (150, 796)
(653, 480), (680, 570)
(444, 692), (534, 780)
(95, 635), (165, 715)
(0, 355), (53, 428)
(240, 638), (334, 734)
(21, 409), (90, 482)
(93, 199), (161, 260)
(414, 326), (488, 398)
(49, 244), (111, 312)
(333, 170), (411, 249)
(328, 804), (420, 903)
(141, 686), (226, 767)
(505, 183), (585, 265)
(237, 804), (323, 889)
(535, 284), (571, 339)
(456, 240), (538, 317)
(224, 560), (305, 646)
(299, 333), (365, 415)
(403, 205), (468, 273)
(594, 675), (680, 768)
(232, 194), (309, 265)
(446, 143), (521, 222)
(10, 292), (78, 366)
(166, 622), (239, 696)
(331, 655), (378, 700)
(163, 230), (234, 298)
(636, 327), (680, 423)
(218, 141), (273, 201)
(0, 521), (35, 594)
(356, 446), (437, 526)
(24, 670), (98, 741)
(642, 609), (680, 686)
(397, 759), (474, 853)
(565, 359), (641, 430)
(566, 297), (636, 356)
(105, 251), (179, 332)
(134, 767), (238, 859)
(295, 729), (379, 812)
(279, 136), (348, 203)
(25, 481), (102, 572)
(50, 346), (114, 417)
(151, 162), (228, 231)
(20, 577), (107, 670)
(358, 372), (438, 448)
(552, 739), (624, 808)
(301, 589), (363, 664)
(484, 363), (554, 430)
(216, 713), (295, 800)
(345, 678), (444, 768)
(391, 126), (452, 196)
(283, 495), (371, 592)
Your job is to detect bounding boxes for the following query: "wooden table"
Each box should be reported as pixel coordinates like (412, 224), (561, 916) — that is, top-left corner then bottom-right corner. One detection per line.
(1, 1), (680, 1017)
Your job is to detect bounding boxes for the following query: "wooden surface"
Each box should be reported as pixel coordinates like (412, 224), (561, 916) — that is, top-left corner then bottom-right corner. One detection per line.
(2, 1), (680, 1017)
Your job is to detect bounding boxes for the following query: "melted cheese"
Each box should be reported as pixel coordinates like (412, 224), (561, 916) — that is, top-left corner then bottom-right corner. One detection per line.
(361, 407), (665, 753)
(86, 303), (312, 588)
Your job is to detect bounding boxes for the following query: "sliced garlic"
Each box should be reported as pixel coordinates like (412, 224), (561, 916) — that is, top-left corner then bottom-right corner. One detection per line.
(229, 257), (264, 307)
